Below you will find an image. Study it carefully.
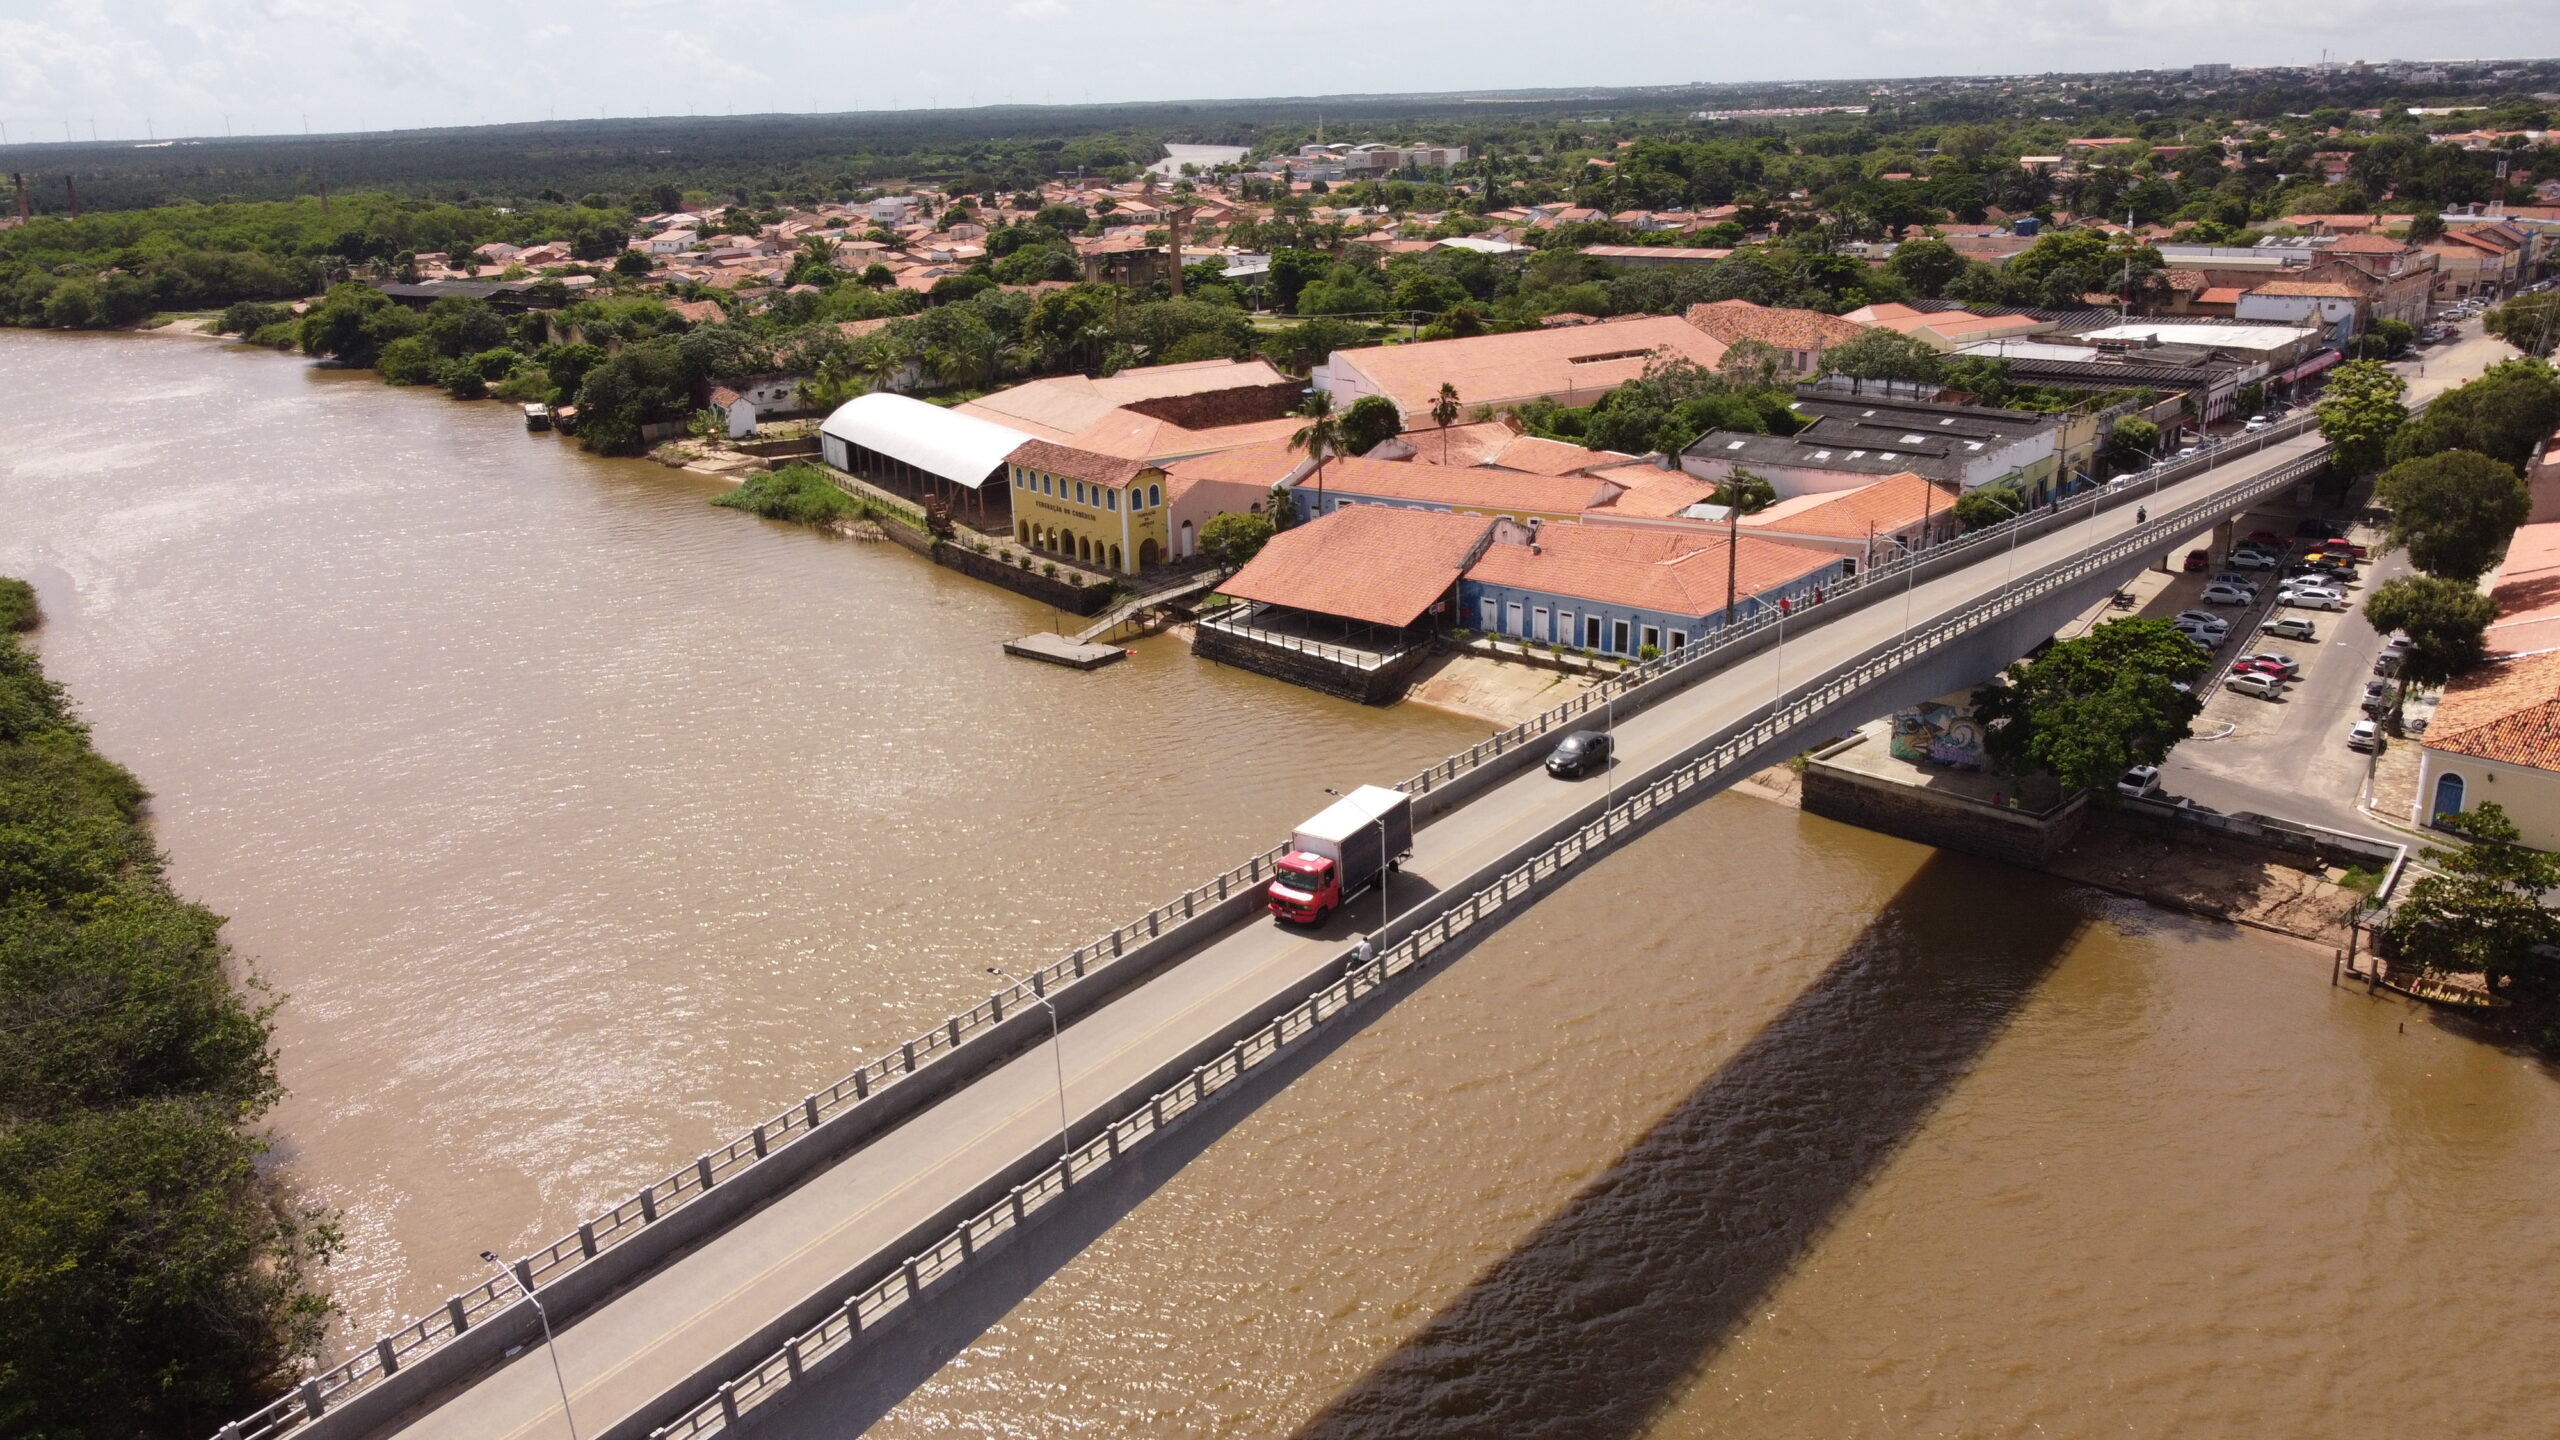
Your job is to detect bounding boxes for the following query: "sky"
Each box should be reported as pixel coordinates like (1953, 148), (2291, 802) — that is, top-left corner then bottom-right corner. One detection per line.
(0, 0), (2555, 144)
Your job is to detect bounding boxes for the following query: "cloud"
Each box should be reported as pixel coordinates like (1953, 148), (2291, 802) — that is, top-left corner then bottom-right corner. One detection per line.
(1005, 0), (1065, 18)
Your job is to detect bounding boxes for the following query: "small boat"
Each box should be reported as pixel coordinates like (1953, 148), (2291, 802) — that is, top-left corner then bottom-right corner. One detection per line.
(522, 403), (553, 432)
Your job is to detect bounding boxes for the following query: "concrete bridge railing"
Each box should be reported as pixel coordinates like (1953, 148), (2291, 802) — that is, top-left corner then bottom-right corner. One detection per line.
(207, 412), (2330, 1440)
(638, 437), (2340, 1440)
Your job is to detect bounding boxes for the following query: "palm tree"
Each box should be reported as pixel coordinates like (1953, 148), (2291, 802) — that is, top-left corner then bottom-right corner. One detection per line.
(1430, 382), (1461, 466)
(1290, 391), (1347, 517)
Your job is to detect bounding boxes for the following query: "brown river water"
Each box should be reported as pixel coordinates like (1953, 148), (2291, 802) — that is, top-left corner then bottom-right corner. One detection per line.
(4, 332), (2555, 1438)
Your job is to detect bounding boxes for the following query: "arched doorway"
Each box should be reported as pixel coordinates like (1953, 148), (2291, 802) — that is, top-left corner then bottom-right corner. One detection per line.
(1139, 538), (1160, 568)
(1109, 543), (1123, 571)
(2432, 771), (2466, 823)
(1078, 534), (1093, 563)
(1017, 520), (1031, 543)
(1179, 519), (1194, 556)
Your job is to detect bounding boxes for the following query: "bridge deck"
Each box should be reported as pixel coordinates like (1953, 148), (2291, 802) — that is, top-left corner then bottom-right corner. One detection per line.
(390, 429), (2331, 1440)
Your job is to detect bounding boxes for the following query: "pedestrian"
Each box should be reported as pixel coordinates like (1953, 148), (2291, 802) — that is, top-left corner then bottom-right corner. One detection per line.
(1353, 933), (1373, 967)
(2137, 506), (2147, 524)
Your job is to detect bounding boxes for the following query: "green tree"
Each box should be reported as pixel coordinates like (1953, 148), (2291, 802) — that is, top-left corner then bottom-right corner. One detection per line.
(1264, 484), (1300, 528)
(572, 337), (689, 453)
(2484, 292), (2560, 359)
(2385, 359), (2560, 470)
(1708, 468), (1777, 514)
(2362, 575), (2496, 694)
(1429, 382), (1463, 466)
(2373, 450), (2529, 582)
(1289, 391), (1349, 502)
(2314, 358), (2408, 478)
(375, 335), (443, 386)
(1953, 485), (2027, 531)
(1198, 511), (1277, 568)
(546, 342), (606, 400)
(2388, 803), (2560, 994)
(2103, 416), (2161, 470)
(1973, 617), (2207, 795)
(1341, 395), (1403, 456)
(1886, 236), (1966, 297)
(296, 282), (420, 369)
(1816, 325), (1943, 385)
(2404, 207), (2447, 244)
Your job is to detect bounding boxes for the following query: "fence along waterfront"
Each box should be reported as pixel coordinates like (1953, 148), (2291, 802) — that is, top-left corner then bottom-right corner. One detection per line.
(208, 415), (2327, 1440)
(644, 437), (2338, 1439)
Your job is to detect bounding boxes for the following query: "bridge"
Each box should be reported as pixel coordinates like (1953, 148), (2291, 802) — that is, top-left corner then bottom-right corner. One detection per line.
(218, 416), (2340, 1440)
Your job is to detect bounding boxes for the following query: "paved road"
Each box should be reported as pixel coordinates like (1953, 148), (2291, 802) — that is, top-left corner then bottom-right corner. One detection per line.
(390, 425), (2342, 1440)
(2161, 315), (2517, 841)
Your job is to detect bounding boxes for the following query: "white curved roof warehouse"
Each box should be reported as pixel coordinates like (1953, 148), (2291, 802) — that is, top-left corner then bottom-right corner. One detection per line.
(819, 392), (1033, 489)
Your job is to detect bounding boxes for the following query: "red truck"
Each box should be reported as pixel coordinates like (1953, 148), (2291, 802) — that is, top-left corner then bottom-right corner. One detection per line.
(1267, 786), (1415, 926)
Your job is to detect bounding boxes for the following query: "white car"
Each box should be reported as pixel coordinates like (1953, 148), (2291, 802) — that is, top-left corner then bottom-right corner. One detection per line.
(2347, 719), (2383, 752)
(2118, 764), (2162, 798)
(2229, 550), (2282, 570)
(2199, 583), (2255, 606)
(2282, 589), (2348, 612)
(2261, 615), (2317, 640)
(2174, 609), (2231, 631)
(2243, 415), (2273, 433)
(2227, 672), (2285, 699)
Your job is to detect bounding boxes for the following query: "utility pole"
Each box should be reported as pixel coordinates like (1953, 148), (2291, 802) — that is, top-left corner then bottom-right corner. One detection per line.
(1722, 492), (1740, 625)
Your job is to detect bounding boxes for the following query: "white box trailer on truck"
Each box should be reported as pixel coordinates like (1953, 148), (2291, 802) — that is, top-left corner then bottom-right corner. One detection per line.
(1266, 785), (1414, 926)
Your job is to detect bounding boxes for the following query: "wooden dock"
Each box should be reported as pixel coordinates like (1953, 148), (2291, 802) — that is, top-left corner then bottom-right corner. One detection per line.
(1002, 632), (1129, 669)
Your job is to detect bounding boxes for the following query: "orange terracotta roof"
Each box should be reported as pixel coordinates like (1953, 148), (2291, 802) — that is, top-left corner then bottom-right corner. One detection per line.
(1219, 505), (1491, 628)
(2199, 287), (2247, 304)
(1740, 472), (1952, 541)
(1682, 299), (1866, 352)
(2250, 280), (2365, 299)
(1390, 420), (1519, 467)
(1466, 524), (1837, 616)
(2425, 650), (2560, 770)
(1319, 317), (1729, 418)
(1160, 438), (1308, 490)
(1487, 434), (1616, 476)
(2327, 233), (2412, 254)
(1007, 439), (1160, 489)
(1579, 462), (1720, 518)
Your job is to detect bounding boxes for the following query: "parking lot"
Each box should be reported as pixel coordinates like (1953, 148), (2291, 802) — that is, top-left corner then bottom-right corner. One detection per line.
(2156, 513), (2406, 836)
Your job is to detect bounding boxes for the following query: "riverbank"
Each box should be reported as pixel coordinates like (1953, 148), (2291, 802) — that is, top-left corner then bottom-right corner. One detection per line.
(0, 576), (336, 1431)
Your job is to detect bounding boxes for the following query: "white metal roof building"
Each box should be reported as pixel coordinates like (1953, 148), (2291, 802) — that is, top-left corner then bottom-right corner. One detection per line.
(820, 392), (1036, 525)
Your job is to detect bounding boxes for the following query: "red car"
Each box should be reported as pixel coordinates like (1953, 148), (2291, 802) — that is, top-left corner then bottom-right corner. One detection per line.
(2232, 658), (2287, 678)
(2322, 539), (2369, 560)
(2246, 529), (2283, 546)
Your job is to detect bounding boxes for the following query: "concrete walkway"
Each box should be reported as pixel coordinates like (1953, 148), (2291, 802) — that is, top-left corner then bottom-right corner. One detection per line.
(389, 427), (2338, 1440)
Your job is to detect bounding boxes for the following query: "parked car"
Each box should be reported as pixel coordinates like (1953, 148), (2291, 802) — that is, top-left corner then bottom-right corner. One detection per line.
(2174, 609), (2231, 632)
(2117, 764), (2161, 798)
(2262, 615), (2317, 639)
(2232, 658), (2287, 679)
(1546, 730), (1613, 779)
(2228, 672), (2286, 699)
(2234, 651), (2299, 677)
(2243, 415), (2272, 433)
(2246, 529), (2284, 546)
(2374, 651), (2401, 676)
(2287, 592), (2349, 612)
(2347, 719), (2383, 752)
(2228, 549), (2282, 570)
(2321, 539), (2369, 560)
(2199, 583), (2256, 606)
(2380, 634), (2413, 659)
(2183, 549), (2211, 572)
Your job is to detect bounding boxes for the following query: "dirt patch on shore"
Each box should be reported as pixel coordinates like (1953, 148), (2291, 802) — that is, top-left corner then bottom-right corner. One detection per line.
(2050, 810), (2362, 946)
(1402, 652), (1594, 727)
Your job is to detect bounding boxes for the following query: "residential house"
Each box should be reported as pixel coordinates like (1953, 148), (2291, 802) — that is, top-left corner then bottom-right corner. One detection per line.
(646, 230), (700, 255)
(1160, 441), (1305, 559)
(1579, 244), (1736, 269)
(1737, 471), (1960, 564)
(2421, 224), (2526, 300)
(1005, 439), (1172, 574)
(1842, 301), (2052, 350)
(1312, 317), (1730, 424)
(2412, 520), (2560, 844)
(2308, 234), (2440, 327)
(702, 373), (810, 439)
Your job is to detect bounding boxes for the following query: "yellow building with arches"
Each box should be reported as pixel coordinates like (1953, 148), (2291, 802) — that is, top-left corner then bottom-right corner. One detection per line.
(1007, 439), (1171, 575)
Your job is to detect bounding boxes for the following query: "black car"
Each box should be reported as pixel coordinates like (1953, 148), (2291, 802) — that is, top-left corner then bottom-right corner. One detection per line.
(1547, 729), (1613, 779)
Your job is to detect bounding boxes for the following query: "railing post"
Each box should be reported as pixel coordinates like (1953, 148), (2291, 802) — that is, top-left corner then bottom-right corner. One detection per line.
(512, 1258), (534, 1293)
(696, 1156), (716, 1191)
(903, 1260), (922, 1298)
(578, 1221), (598, 1258)
(785, 1337), (804, 1380)
(947, 1017), (961, 1047)
(751, 1124), (768, 1158)
(448, 1295), (472, 1332)
(638, 1186), (658, 1223)
(718, 1383), (740, 1424)
(377, 1337), (401, 1375)
(852, 1069), (869, 1100)
(804, 1095), (822, 1128)
(299, 1379), (325, 1420)
(901, 1041), (916, 1071)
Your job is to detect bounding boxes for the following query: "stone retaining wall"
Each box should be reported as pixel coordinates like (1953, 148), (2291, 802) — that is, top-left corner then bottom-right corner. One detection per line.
(1802, 759), (2091, 868)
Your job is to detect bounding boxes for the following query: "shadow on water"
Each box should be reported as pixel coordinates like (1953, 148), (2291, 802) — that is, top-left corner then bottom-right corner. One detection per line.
(1292, 848), (2094, 1440)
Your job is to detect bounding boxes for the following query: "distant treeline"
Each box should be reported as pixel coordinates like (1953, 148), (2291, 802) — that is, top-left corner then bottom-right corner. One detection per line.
(0, 577), (337, 1438)
(5, 63), (2553, 217)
